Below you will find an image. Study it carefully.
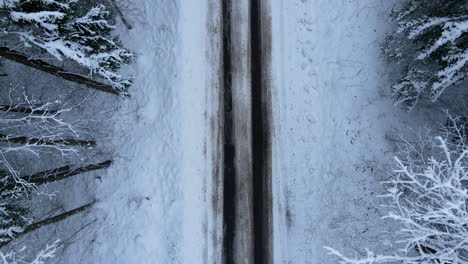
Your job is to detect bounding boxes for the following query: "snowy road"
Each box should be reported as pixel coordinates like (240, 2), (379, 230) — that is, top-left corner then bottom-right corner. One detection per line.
(220, 0), (274, 263)
(93, 1), (403, 263)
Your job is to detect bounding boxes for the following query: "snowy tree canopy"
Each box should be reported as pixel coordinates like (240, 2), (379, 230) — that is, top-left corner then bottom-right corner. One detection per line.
(326, 118), (468, 264)
(0, 0), (134, 92)
(382, 0), (468, 110)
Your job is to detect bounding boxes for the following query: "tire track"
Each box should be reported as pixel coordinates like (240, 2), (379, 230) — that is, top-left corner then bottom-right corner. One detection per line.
(251, 0), (273, 263)
(221, 0), (236, 263)
(221, 0), (273, 263)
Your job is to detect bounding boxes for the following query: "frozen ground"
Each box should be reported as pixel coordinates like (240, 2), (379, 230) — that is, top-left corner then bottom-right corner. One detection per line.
(270, 0), (444, 263)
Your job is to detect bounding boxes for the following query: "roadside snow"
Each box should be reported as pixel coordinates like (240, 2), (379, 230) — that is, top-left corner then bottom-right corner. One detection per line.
(59, 1), (219, 263)
(270, 0), (441, 263)
(87, 1), (183, 262)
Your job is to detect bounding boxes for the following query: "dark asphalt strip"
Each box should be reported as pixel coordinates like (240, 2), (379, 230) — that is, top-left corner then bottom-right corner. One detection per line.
(222, 0), (272, 263)
(221, 0), (236, 263)
(251, 0), (272, 263)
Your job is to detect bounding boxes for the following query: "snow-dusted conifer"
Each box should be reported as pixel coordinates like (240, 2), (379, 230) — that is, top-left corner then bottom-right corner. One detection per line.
(0, 0), (134, 92)
(382, 0), (468, 110)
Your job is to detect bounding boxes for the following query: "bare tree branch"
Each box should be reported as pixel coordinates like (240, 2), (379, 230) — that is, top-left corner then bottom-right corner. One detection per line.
(0, 105), (58, 116)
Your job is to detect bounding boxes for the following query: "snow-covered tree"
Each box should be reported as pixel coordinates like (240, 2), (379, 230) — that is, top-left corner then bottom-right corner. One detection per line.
(382, 0), (468, 110)
(0, 88), (98, 246)
(0, 241), (58, 264)
(326, 119), (468, 264)
(0, 0), (134, 93)
(0, 90), (94, 164)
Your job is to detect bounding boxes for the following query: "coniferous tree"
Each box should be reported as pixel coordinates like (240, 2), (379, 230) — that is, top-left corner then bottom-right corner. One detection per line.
(0, 0), (134, 93)
(382, 0), (468, 110)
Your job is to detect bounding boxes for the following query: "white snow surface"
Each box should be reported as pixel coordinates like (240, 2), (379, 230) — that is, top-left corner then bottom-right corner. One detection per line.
(62, 1), (216, 263)
(269, 0), (440, 263)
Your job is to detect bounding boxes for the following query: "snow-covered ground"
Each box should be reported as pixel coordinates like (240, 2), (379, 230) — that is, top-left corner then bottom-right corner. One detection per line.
(270, 0), (442, 263)
(59, 1), (221, 263)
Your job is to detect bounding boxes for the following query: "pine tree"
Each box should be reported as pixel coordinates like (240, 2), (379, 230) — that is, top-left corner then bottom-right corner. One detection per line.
(0, 0), (134, 93)
(382, 0), (468, 110)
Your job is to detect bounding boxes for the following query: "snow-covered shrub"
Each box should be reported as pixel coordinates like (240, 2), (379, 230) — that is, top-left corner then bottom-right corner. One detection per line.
(325, 121), (467, 263)
(382, 0), (468, 110)
(0, 0), (134, 92)
(446, 115), (468, 148)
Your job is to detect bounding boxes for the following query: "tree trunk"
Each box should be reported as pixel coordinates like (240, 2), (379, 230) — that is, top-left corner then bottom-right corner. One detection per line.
(0, 133), (96, 147)
(28, 160), (112, 185)
(1, 160), (112, 191)
(0, 105), (58, 115)
(0, 47), (120, 95)
(0, 202), (94, 247)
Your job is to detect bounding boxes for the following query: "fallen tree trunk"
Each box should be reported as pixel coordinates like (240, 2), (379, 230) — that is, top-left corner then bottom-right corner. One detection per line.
(0, 105), (58, 115)
(27, 160), (112, 185)
(1, 160), (112, 191)
(0, 202), (95, 247)
(0, 47), (120, 95)
(0, 133), (96, 147)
